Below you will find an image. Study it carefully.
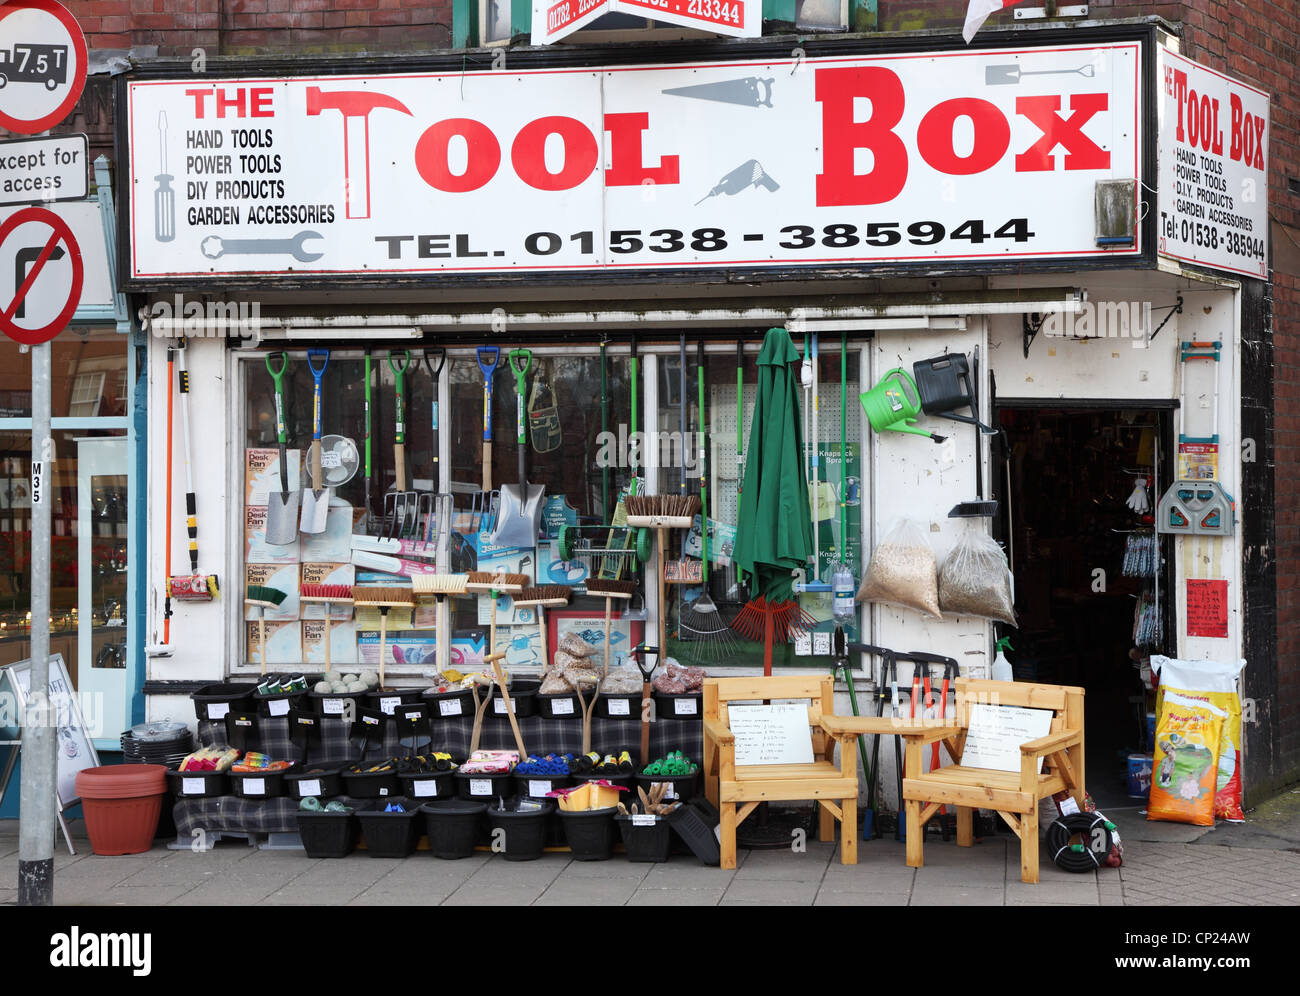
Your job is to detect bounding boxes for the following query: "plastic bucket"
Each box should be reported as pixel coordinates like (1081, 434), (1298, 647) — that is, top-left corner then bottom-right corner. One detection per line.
(513, 771), (573, 801)
(536, 692), (581, 720)
(191, 682), (256, 723)
(635, 770), (699, 803)
(228, 766), (293, 800)
(423, 686), (476, 721)
(401, 769), (457, 802)
(489, 680), (539, 720)
(486, 800), (555, 861)
(558, 806), (618, 861)
(421, 800), (488, 859)
(1127, 753), (1153, 798)
(75, 765), (167, 856)
(297, 809), (359, 858)
(455, 769), (513, 802)
(357, 800), (423, 857)
(652, 691), (702, 720)
(165, 767), (229, 799)
(342, 764), (402, 799)
(283, 766), (344, 800)
(367, 688), (423, 716)
(615, 813), (673, 862)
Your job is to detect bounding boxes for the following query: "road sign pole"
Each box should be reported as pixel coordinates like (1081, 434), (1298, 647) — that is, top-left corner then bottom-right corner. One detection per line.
(18, 340), (55, 907)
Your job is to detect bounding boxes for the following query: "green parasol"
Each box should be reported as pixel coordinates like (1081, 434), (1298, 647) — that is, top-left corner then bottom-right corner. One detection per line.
(733, 327), (814, 604)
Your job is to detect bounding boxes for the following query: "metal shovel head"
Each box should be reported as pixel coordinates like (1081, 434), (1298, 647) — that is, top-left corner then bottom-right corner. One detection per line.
(985, 64), (1023, 85)
(490, 483), (546, 549)
(265, 490), (300, 545)
(300, 485), (331, 534)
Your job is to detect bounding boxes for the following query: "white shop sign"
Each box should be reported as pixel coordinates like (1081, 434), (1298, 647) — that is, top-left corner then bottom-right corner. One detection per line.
(533, 0), (758, 46)
(125, 42), (1141, 283)
(1156, 47), (1269, 279)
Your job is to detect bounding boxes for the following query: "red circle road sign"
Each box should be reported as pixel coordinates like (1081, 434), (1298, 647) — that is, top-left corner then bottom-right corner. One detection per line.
(0, 0), (88, 135)
(0, 206), (83, 346)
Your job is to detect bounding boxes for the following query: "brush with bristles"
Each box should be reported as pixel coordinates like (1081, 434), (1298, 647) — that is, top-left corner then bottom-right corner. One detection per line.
(246, 584), (288, 675)
(300, 583), (353, 673)
(353, 585), (414, 690)
(412, 574), (469, 677)
(514, 585), (572, 669)
(625, 494), (702, 526)
(585, 579), (638, 674)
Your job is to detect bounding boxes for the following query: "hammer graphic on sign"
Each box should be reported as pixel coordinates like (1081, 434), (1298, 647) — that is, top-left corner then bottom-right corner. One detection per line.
(306, 86), (413, 220)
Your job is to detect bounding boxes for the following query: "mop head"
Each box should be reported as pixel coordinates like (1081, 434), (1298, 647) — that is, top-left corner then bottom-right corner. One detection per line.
(411, 574), (469, 597)
(170, 574), (220, 601)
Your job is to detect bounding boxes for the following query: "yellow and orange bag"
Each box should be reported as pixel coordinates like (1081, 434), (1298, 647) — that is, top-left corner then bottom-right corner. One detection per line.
(1148, 692), (1225, 827)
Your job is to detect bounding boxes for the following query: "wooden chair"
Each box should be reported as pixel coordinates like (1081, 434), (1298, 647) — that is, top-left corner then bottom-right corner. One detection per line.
(703, 675), (865, 870)
(895, 678), (1086, 884)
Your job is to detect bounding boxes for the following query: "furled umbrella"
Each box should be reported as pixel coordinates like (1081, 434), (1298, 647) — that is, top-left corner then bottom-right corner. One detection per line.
(731, 327), (815, 674)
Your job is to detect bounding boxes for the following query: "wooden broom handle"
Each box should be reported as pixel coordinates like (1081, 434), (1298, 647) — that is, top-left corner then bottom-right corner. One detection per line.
(492, 659), (527, 759)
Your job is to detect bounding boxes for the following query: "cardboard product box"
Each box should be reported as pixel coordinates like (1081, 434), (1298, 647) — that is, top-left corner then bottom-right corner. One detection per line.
(246, 619), (301, 667)
(302, 617), (358, 667)
(299, 562), (356, 620)
(246, 505), (301, 565)
(246, 563), (299, 621)
(300, 504), (354, 562)
(246, 447), (301, 507)
(356, 629), (437, 670)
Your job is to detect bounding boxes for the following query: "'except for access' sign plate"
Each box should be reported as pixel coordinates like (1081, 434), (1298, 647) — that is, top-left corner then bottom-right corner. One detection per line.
(0, 0), (89, 135)
(0, 134), (88, 206)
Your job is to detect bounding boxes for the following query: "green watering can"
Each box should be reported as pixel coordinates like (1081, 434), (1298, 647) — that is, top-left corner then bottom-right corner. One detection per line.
(860, 369), (946, 443)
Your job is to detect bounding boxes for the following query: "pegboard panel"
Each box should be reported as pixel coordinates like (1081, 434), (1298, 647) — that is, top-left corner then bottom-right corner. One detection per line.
(709, 381), (863, 529)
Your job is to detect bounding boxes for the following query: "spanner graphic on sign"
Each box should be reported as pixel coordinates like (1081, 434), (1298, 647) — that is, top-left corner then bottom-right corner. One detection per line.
(200, 231), (324, 263)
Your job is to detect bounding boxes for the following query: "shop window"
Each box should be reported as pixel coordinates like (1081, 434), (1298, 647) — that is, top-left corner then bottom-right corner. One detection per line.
(238, 341), (863, 676)
(795, 0), (848, 30)
(0, 328), (129, 420)
(68, 372), (106, 418)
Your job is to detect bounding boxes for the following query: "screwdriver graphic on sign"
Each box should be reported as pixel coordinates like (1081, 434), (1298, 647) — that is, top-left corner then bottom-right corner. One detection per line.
(155, 110), (176, 243)
(695, 160), (780, 205)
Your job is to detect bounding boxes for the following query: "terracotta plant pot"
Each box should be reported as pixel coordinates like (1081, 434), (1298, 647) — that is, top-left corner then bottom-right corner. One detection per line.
(75, 764), (168, 856)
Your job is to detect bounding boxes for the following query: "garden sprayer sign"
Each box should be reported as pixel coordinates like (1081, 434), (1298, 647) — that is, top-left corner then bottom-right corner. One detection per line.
(124, 41), (1141, 284)
(1156, 46), (1270, 279)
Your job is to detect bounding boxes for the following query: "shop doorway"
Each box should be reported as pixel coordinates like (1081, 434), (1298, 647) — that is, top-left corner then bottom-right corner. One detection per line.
(994, 404), (1174, 809)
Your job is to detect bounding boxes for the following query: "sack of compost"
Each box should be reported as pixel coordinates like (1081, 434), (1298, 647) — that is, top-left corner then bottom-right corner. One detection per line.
(938, 529), (1017, 626)
(856, 519), (942, 619)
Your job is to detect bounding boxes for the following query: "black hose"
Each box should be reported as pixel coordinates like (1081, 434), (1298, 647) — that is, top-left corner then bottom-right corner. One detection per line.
(1046, 812), (1119, 872)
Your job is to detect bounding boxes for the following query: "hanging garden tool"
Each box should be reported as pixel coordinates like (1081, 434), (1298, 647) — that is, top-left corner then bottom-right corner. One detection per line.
(731, 328), (816, 674)
(167, 339), (219, 609)
(680, 341), (738, 661)
(363, 348), (374, 532)
(514, 584), (571, 668)
(245, 582), (287, 675)
(948, 345), (1000, 518)
(491, 349), (545, 549)
(353, 585), (415, 691)
(300, 348), (331, 534)
(861, 367), (946, 443)
(263, 352), (300, 545)
(382, 349), (418, 539)
(912, 352), (998, 435)
(419, 347), (447, 542)
(161, 345), (176, 645)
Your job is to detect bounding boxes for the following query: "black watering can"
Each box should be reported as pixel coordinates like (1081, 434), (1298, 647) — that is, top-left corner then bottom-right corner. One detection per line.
(912, 353), (998, 435)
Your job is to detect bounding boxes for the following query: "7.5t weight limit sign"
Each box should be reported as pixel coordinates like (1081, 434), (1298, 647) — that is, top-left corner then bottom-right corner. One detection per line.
(0, 0), (88, 135)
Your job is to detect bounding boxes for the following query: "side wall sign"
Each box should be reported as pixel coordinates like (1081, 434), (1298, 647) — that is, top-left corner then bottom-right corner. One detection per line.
(1156, 46), (1270, 279)
(125, 42), (1143, 284)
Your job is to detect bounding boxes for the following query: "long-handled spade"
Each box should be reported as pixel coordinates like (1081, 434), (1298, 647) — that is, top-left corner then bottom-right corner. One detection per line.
(420, 347), (447, 542)
(300, 348), (331, 534)
(264, 352), (300, 545)
(383, 349), (418, 538)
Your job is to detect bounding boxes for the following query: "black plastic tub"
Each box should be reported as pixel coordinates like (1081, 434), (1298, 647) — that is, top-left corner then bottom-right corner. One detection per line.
(400, 769), (457, 802)
(455, 769), (513, 802)
(342, 764), (402, 799)
(512, 771), (573, 801)
(228, 765), (293, 800)
(558, 806), (618, 861)
(668, 797), (722, 866)
(283, 765), (344, 800)
(357, 799), (423, 857)
(652, 691), (702, 720)
(422, 686), (476, 720)
(308, 688), (364, 719)
(488, 679), (540, 720)
(191, 682), (257, 723)
(486, 800), (555, 861)
(635, 770), (700, 803)
(421, 800), (487, 859)
(366, 688), (423, 716)
(166, 767), (229, 799)
(616, 813), (673, 862)
(297, 809), (359, 858)
(535, 691), (581, 720)
(254, 689), (307, 719)
(596, 692), (642, 720)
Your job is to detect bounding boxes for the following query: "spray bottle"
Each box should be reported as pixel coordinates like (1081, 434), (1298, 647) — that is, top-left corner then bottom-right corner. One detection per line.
(831, 561), (856, 623)
(992, 637), (1014, 682)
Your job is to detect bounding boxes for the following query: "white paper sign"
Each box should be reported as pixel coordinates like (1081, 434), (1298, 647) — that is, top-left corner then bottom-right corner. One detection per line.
(322, 698), (345, 715)
(1157, 47), (1269, 278)
(413, 779), (439, 797)
(439, 698), (463, 717)
(631, 814), (657, 827)
(961, 704), (1054, 774)
(470, 778), (492, 796)
(267, 698), (290, 717)
(182, 778), (204, 795)
(243, 778), (266, 795)
(380, 696), (401, 715)
(527, 780), (552, 797)
(297, 779), (321, 796)
(728, 703), (814, 766)
(550, 698), (575, 716)
(607, 698), (630, 716)
(650, 781), (677, 800)
(207, 702), (230, 720)
(674, 698), (698, 716)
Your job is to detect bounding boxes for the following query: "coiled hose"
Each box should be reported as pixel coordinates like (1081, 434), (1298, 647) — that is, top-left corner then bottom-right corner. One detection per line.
(1046, 812), (1119, 872)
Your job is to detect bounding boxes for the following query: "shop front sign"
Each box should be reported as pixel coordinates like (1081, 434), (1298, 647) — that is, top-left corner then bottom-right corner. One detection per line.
(124, 41), (1142, 285)
(532, 0), (759, 45)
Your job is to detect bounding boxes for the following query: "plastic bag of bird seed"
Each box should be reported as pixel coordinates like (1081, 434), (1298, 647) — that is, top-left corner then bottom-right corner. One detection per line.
(601, 667), (642, 694)
(558, 634), (597, 658)
(1148, 692), (1225, 827)
(856, 519), (942, 619)
(938, 530), (1017, 626)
